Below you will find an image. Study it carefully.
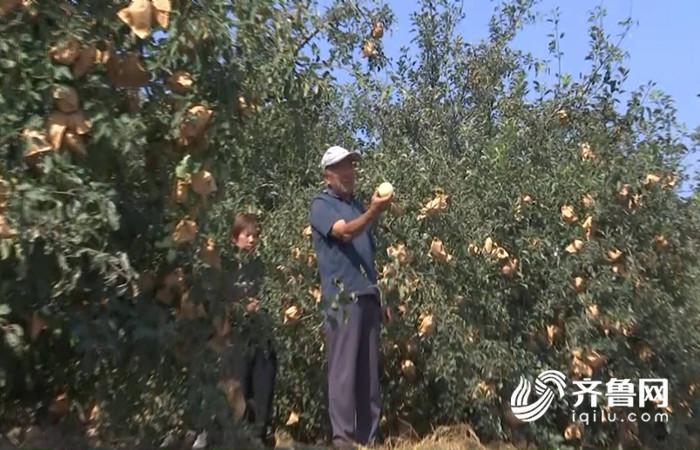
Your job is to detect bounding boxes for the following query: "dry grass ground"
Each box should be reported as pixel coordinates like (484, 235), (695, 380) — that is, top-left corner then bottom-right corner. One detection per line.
(2, 424), (522, 450)
(274, 424), (520, 450)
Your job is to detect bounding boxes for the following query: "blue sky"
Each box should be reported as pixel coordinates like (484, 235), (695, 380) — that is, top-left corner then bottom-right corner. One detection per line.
(336, 1), (700, 195)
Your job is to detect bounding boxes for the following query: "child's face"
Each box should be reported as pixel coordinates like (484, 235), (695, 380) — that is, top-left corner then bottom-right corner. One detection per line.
(234, 226), (259, 252)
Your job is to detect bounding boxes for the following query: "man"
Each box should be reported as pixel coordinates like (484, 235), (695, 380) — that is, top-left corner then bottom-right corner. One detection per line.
(308, 145), (393, 448)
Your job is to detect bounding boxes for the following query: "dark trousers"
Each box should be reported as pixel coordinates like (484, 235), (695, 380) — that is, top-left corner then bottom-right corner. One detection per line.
(324, 295), (382, 448)
(222, 341), (277, 441)
(244, 344), (277, 440)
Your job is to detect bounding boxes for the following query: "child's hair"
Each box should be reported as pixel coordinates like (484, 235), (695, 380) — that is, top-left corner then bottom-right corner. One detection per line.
(231, 212), (259, 239)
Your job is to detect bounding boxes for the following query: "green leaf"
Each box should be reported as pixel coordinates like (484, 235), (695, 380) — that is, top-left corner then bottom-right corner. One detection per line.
(105, 201), (120, 231)
(155, 235), (173, 249)
(175, 155), (192, 179)
(53, 65), (73, 81)
(4, 324), (24, 352)
(0, 59), (17, 69)
(0, 240), (12, 260)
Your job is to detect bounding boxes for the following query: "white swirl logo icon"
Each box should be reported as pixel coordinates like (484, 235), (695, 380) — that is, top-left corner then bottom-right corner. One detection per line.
(510, 370), (567, 422)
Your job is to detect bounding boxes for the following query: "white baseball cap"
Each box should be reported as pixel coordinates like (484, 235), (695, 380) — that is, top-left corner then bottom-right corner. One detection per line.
(320, 145), (361, 169)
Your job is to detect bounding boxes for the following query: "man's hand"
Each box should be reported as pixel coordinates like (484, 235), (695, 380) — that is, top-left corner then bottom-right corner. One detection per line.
(382, 305), (393, 324)
(330, 191), (394, 242)
(370, 191), (393, 212)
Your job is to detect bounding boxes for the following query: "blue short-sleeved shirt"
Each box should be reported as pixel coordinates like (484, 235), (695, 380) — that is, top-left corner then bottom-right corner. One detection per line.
(309, 186), (379, 307)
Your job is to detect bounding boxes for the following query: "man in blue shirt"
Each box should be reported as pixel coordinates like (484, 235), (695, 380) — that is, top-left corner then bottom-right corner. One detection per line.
(309, 146), (393, 448)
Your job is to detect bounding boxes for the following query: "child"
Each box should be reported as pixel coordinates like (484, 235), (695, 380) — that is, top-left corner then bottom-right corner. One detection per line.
(225, 212), (277, 446)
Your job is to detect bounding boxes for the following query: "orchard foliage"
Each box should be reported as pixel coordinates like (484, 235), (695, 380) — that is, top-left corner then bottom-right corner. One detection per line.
(1, 0), (698, 448)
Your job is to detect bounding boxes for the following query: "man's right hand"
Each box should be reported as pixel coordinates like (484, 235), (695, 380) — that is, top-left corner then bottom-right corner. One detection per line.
(330, 191), (394, 242)
(370, 191), (394, 212)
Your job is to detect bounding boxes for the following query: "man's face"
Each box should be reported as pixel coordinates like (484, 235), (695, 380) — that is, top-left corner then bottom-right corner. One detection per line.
(324, 157), (357, 197)
(233, 226), (259, 252)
